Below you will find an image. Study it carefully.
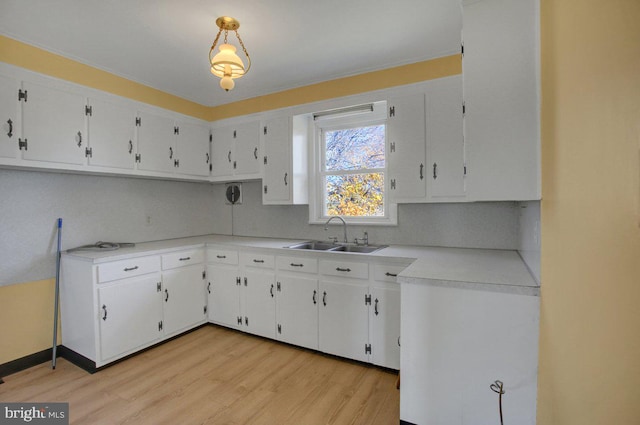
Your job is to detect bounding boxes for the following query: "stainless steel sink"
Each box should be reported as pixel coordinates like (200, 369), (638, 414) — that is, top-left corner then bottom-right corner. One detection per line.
(286, 241), (386, 254)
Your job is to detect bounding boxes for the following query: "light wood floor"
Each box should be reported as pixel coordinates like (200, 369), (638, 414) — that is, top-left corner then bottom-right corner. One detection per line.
(0, 325), (399, 425)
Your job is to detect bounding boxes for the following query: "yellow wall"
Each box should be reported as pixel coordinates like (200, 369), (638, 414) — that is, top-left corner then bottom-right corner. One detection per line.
(0, 279), (60, 364)
(538, 0), (640, 424)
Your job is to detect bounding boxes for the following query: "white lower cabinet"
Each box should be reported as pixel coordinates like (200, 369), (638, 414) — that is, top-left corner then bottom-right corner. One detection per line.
(319, 279), (369, 362)
(206, 247), (240, 328)
(240, 252), (276, 339)
(162, 265), (207, 337)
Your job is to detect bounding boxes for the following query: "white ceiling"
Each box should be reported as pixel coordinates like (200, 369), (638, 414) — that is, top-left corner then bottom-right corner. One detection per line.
(0, 0), (462, 107)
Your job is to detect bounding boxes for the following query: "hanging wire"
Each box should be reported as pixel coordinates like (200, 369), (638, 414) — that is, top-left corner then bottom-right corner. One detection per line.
(490, 380), (506, 425)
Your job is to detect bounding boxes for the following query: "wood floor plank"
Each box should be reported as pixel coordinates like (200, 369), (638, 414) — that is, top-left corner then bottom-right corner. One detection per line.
(0, 326), (399, 425)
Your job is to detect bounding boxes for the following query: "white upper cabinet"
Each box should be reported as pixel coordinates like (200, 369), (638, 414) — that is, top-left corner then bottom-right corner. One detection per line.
(211, 120), (261, 180)
(463, 0), (540, 200)
(20, 80), (86, 165)
(135, 110), (176, 174)
(262, 115), (309, 205)
(174, 121), (210, 177)
(387, 93), (427, 202)
(0, 74), (18, 159)
(86, 97), (136, 170)
(426, 75), (466, 201)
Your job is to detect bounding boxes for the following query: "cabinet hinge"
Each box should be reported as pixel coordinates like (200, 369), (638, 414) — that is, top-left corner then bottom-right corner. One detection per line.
(390, 179), (396, 190)
(245, 316), (248, 326)
(85, 147), (92, 158)
(263, 155), (268, 165)
(464, 164), (467, 176)
(174, 159), (179, 168)
(462, 102), (466, 115)
(18, 138), (28, 151)
(365, 344), (372, 355)
(233, 130), (237, 139)
(263, 185), (268, 194)
(461, 43), (464, 56)
(135, 153), (141, 163)
(174, 126), (179, 135)
(236, 277), (241, 286)
(204, 305), (208, 315)
(365, 294), (372, 305)
(237, 316), (242, 325)
(233, 160), (237, 170)
(277, 324), (282, 334)
(18, 89), (27, 102)
(389, 106), (395, 117)
(202, 270), (206, 280)
(158, 321), (163, 331)
(85, 105), (92, 116)
(263, 126), (267, 135)
(209, 163), (212, 172)
(209, 133), (213, 142)
(244, 277), (248, 286)
(156, 282), (162, 292)
(390, 142), (396, 153)
(276, 281), (281, 292)
(135, 117), (141, 126)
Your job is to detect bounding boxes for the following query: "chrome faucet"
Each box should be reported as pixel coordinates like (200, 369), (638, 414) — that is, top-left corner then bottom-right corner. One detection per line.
(324, 216), (348, 243)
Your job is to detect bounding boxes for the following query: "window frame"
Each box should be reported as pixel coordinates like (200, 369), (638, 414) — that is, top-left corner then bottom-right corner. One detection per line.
(309, 104), (398, 226)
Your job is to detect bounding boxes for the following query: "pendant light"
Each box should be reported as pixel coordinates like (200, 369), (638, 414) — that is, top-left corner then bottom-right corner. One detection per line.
(209, 16), (251, 91)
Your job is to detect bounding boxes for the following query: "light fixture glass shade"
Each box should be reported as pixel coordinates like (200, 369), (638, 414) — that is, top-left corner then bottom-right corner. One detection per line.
(220, 76), (235, 91)
(210, 44), (245, 79)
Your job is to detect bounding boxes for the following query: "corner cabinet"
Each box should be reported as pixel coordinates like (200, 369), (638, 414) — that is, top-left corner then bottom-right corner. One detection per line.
(462, 0), (540, 201)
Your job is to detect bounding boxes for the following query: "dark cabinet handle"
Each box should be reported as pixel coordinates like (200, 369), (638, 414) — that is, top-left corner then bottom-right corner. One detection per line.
(322, 291), (327, 306)
(206, 152), (210, 163)
(254, 147), (258, 159)
(284, 172), (288, 186)
(179, 257), (191, 261)
(374, 298), (379, 316)
(313, 290), (317, 305)
(164, 289), (169, 302)
(398, 336), (401, 347)
(76, 131), (82, 147)
(128, 140), (133, 154)
(207, 282), (211, 294)
(419, 163), (424, 180)
(102, 304), (107, 321)
(336, 267), (351, 272)
(270, 284), (274, 298)
(169, 147), (173, 159)
(227, 151), (232, 163)
(123, 266), (139, 272)
(216, 255), (226, 259)
(433, 163), (437, 180)
(290, 263), (304, 267)
(6, 119), (13, 138)
(253, 259), (265, 263)
(385, 272), (398, 277)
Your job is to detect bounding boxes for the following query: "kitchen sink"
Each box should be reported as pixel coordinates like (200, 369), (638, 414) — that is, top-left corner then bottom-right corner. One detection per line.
(286, 241), (387, 254)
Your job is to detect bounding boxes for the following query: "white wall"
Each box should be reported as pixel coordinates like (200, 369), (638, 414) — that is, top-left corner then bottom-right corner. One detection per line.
(231, 181), (520, 249)
(0, 169), (231, 286)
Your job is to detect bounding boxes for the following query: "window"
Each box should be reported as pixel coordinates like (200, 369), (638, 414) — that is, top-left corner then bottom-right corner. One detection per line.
(310, 102), (397, 225)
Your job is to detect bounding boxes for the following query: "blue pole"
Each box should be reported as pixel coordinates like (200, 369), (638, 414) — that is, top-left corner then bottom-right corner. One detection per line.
(52, 218), (62, 369)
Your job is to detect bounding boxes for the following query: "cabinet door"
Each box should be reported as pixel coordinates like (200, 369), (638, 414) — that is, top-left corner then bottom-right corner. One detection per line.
(426, 76), (466, 200)
(387, 94), (427, 202)
(207, 264), (240, 328)
(162, 265), (207, 336)
(0, 74), (18, 159)
(370, 286), (401, 369)
(233, 120), (261, 176)
(463, 0), (540, 201)
(98, 274), (163, 362)
(242, 270), (276, 339)
(319, 280), (369, 362)
(21, 81), (86, 165)
(86, 97), (136, 169)
(176, 121), (210, 177)
(136, 110), (176, 173)
(276, 275), (318, 350)
(262, 117), (291, 203)
(210, 125), (235, 178)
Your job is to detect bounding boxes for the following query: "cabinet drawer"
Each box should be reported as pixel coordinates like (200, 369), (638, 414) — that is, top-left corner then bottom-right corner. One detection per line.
(372, 264), (409, 283)
(319, 260), (368, 280)
(276, 256), (318, 274)
(207, 248), (238, 265)
(97, 256), (160, 283)
(240, 252), (275, 269)
(162, 249), (204, 270)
